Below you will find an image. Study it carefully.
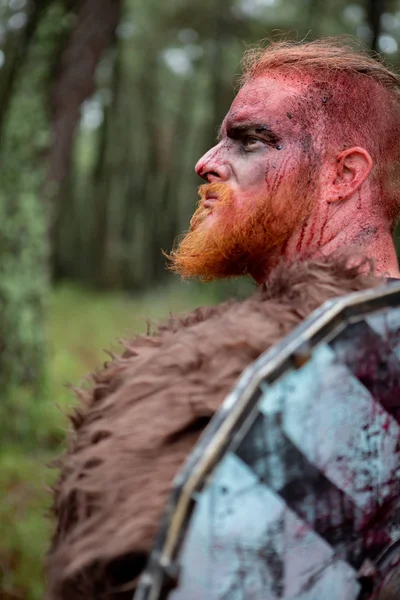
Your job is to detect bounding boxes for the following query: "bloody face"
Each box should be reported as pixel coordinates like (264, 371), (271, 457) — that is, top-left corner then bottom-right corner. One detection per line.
(169, 74), (323, 281)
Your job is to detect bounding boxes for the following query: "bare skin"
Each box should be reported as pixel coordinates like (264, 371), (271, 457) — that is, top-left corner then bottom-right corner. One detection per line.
(195, 74), (400, 281)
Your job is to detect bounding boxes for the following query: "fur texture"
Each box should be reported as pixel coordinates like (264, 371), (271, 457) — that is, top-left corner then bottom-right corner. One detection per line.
(47, 254), (386, 599)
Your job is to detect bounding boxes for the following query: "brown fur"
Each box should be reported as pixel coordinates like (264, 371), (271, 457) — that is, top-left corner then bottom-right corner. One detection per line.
(47, 254), (386, 599)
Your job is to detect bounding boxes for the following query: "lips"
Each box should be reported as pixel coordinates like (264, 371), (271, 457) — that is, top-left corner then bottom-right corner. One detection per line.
(203, 195), (218, 209)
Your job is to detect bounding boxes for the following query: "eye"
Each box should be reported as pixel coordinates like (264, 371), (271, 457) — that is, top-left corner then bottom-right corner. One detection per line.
(242, 136), (264, 151)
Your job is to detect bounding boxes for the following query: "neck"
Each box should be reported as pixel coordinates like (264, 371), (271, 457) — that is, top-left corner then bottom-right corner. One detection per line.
(255, 194), (400, 283)
(314, 227), (399, 277)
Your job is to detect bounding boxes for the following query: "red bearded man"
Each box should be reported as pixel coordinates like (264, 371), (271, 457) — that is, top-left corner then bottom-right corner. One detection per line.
(168, 39), (400, 282)
(47, 39), (400, 600)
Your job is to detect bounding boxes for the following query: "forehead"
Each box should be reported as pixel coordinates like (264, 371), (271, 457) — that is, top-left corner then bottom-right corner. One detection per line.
(222, 74), (309, 132)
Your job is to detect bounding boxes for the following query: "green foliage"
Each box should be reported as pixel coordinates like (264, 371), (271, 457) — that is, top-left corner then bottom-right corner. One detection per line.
(0, 191), (48, 388)
(0, 2), (66, 388)
(0, 450), (55, 600)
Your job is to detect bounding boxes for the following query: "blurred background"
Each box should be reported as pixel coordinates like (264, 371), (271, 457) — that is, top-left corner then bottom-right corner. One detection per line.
(0, 0), (399, 597)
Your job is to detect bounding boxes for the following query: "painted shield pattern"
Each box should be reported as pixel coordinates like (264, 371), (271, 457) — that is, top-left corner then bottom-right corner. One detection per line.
(134, 282), (400, 600)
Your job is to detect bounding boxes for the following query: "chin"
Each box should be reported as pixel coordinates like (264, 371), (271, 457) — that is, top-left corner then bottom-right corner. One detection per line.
(194, 210), (219, 231)
(205, 210), (220, 226)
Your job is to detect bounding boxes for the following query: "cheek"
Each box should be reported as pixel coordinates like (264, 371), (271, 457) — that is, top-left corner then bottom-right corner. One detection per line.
(264, 156), (300, 197)
(229, 189), (261, 216)
(236, 159), (270, 192)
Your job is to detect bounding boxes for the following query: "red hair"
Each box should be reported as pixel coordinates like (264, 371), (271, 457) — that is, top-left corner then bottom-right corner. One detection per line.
(241, 38), (400, 226)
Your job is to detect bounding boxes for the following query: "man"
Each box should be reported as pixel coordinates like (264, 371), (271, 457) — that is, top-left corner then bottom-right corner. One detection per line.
(169, 38), (400, 282)
(47, 39), (400, 600)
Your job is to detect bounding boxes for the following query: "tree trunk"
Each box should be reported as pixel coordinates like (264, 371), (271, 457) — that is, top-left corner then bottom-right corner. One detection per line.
(48, 0), (122, 277)
(368, 0), (385, 52)
(0, 0), (52, 150)
(0, 2), (61, 390)
(48, 0), (122, 186)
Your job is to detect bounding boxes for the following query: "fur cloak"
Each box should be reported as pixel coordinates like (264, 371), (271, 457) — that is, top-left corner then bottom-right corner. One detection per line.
(47, 254), (394, 600)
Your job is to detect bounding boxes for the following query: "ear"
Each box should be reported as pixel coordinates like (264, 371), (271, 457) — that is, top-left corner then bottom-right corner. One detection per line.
(326, 147), (373, 203)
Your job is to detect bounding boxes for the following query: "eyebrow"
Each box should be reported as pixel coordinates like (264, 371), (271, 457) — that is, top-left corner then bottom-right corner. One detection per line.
(218, 122), (282, 145)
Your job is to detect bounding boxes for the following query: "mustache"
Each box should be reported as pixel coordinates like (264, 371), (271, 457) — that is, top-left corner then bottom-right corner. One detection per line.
(197, 182), (233, 203)
(189, 182), (234, 231)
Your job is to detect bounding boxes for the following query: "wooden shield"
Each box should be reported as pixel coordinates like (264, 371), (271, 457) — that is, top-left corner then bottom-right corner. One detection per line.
(134, 282), (400, 600)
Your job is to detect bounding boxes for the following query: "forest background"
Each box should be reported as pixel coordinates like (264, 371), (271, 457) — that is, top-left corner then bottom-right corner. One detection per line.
(0, 0), (398, 598)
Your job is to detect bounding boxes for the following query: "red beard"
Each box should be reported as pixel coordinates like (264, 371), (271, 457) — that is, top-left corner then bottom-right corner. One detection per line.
(166, 182), (314, 281)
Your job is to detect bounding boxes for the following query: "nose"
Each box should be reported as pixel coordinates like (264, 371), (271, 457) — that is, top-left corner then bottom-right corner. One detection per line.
(195, 143), (230, 182)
